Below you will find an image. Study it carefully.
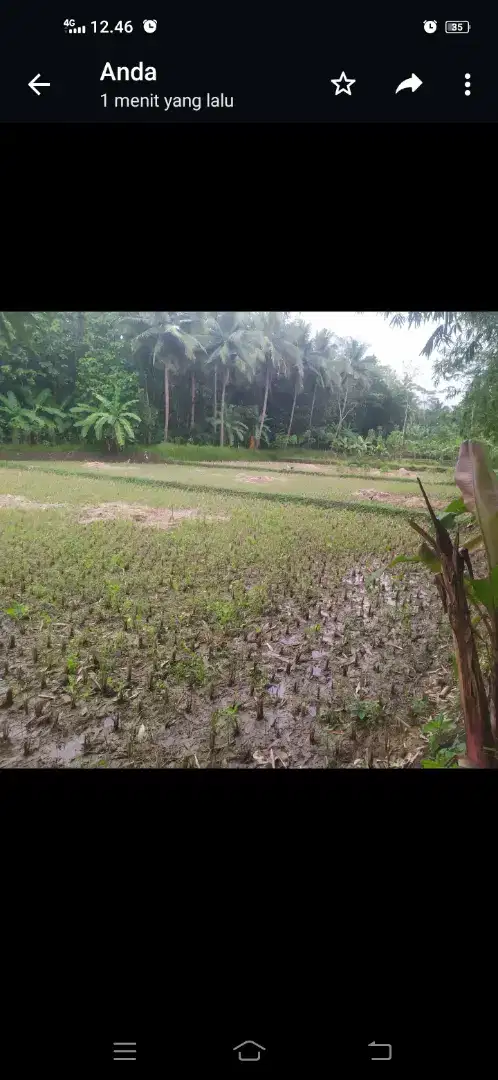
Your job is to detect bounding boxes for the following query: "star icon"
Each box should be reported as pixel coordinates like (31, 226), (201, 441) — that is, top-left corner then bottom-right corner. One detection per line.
(330, 71), (356, 96)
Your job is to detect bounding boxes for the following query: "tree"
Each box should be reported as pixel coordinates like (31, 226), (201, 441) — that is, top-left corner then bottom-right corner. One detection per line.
(283, 319), (310, 444)
(329, 338), (377, 434)
(2, 311), (475, 456)
(302, 329), (337, 440)
(199, 312), (263, 447)
(251, 312), (302, 448)
(0, 312), (43, 352)
(124, 312), (205, 442)
(396, 367), (436, 448)
(381, 312), (498, 375)
(70, 391), (141, 452)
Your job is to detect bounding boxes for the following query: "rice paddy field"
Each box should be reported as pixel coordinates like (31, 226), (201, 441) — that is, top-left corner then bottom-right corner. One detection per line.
(0, 456), (461, 769)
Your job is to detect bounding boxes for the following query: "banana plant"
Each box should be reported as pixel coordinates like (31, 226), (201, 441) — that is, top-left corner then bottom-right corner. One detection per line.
(391, 441), (498, 767)
(70, 392), (141, 452)
(0, 390), (45, 442)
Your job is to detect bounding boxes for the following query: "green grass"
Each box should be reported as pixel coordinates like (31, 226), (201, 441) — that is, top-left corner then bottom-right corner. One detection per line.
(0, 467), (421, 631)
(0, 439), (458, 472)
(0, 460), (457, 510)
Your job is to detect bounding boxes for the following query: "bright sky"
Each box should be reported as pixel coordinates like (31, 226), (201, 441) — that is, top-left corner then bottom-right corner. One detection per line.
(294, 312), (452, 402)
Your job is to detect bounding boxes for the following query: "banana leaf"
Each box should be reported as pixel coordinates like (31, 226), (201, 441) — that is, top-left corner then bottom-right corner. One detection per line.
(455, 441), (498, 571)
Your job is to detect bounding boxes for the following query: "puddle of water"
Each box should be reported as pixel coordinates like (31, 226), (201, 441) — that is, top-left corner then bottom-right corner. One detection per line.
(268, 682), (286, 698)
(48, 736), (83, 763)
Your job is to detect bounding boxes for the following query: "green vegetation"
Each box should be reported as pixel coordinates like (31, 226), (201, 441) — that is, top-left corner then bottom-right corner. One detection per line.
(0, 458), (455, 506)
(392, 440), (498, 768)
(420, 714), (465, 768)
(70, 391), (141, 451)
(3, 310), (498, 463)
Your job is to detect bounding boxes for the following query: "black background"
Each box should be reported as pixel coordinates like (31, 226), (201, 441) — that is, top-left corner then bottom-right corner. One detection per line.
(0, 6), (494, 122)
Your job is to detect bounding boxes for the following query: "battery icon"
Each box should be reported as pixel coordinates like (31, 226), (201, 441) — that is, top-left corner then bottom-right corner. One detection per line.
(445, 20), (471, 33)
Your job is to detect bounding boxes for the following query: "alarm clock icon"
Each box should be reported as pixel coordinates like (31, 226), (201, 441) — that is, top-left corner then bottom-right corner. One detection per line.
(424, 20), (437, 33)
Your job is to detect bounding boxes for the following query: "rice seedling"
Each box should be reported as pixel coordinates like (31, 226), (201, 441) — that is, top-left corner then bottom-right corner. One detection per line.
(0, 456), (461, 768)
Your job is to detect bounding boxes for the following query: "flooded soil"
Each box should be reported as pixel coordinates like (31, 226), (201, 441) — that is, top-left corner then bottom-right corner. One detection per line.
(0, 556), (457, 770)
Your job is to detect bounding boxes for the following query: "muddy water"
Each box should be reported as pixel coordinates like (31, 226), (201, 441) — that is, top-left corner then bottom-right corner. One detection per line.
(47, 736), (84, 764)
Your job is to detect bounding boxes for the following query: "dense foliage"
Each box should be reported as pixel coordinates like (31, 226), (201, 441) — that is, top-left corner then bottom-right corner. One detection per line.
(1, 311), (498, 460)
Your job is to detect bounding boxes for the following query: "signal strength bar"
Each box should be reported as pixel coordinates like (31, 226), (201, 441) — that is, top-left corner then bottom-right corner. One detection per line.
(113, 1042), (137, 1062)
(68, 24), (86, 33)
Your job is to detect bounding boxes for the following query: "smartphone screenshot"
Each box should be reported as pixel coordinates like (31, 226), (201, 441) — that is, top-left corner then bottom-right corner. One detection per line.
(1, 7), (493, 1076)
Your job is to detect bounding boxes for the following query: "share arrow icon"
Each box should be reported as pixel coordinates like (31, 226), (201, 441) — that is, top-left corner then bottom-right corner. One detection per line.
(395, 73), (422, 94)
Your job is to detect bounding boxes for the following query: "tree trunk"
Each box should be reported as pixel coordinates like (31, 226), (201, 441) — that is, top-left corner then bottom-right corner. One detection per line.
(220, 370), (228, 447)
(308, 379), (317, 443)
(164, 366), (170, 442)
(336, 386), (348, 435)
(76, 312), (85, 342)
(286, 379), (298, 443)
(257, 365), (271, 448)
(401, 399), (410, 447)
(190, 371), (196, 429)
(213, 366), (217, 425)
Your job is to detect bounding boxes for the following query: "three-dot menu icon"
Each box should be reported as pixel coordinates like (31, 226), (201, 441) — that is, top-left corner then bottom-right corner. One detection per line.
(113, 1042), (137, 1063)
(464, 73), (471, 96)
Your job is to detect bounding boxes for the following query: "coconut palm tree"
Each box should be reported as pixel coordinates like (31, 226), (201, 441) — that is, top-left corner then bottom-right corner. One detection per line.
(330, 338), (378, 434)
(198, 312), (264, 447)
(283, 319), (310, 444)
(251, 313), (304, 448)
(304, 328), (337, 439)
(123, 312), (205, 442)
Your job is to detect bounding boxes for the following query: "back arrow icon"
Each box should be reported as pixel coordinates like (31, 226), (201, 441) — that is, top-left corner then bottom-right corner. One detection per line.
(395, 73), (422, 94)
(29, 74), (51, 96)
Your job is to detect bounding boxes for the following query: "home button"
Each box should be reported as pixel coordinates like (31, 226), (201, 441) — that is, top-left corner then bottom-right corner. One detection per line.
(233, 1041), (266, 1063)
